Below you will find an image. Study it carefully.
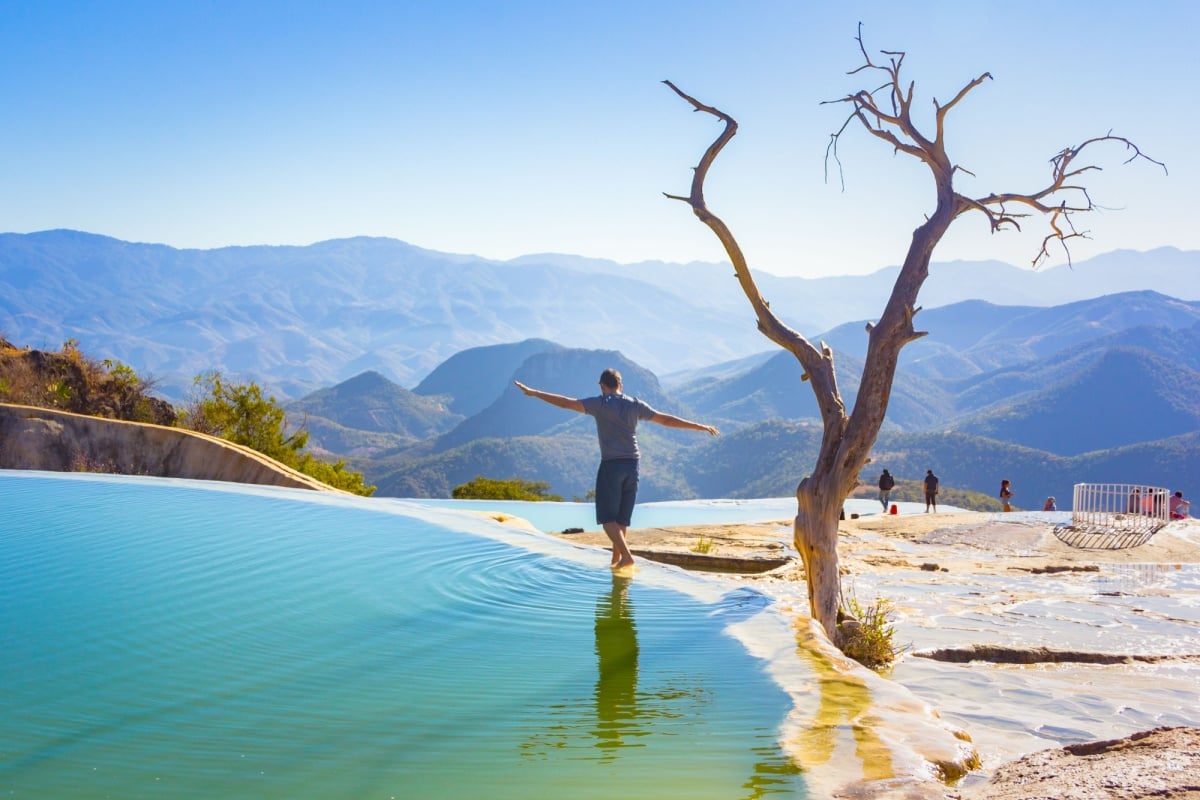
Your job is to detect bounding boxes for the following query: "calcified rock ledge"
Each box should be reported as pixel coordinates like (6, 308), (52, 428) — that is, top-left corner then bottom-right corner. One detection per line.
(915, 644), (1200, 665)
(0, 403), (335, 492)
(948, 727), (1200, 800)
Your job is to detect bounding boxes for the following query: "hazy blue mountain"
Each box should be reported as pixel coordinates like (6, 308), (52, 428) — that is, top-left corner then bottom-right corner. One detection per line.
(514, 248), (1200, 332)
(313, 318), (1200, 498)
(678, 419), (823, 499)
(294, 416), (415, 460)
(5, 230), (1198, 403)
(961, 291), (1200, 371)
(288, 290), (1200, 498)
(807, 291), (1200, 381)
(817, 299), (1030, 359)
(660, 349), (777, 390)
(412, 338), (561, 416)
(9, 229), (1200, 503)
(672, 350), (952, 431)
(1106, 321), (1200, 372)
(287, 370), (462, 439)
(949, 347), (1200, 455)
(943, 320), (1200, 422)
(433, 348), (690, 451)
(0, 230), (768, 399)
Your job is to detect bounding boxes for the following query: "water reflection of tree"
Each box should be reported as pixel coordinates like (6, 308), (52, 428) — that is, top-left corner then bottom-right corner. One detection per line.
(592, 574), (640, 759)
(792, 625), (895, 783)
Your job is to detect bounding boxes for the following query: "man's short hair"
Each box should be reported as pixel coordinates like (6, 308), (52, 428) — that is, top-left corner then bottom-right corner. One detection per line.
(599, 369), (622, 389)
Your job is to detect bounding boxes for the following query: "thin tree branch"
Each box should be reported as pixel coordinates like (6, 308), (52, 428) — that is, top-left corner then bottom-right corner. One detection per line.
(663, 80), (845, 426)
(961, 134), (1167, 265)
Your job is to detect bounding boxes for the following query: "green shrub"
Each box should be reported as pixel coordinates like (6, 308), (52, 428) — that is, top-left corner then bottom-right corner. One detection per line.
(838, 591), (909, 670)
(295, 454), (377, 496)
(182, 371), (375, 496)
(451, 476), (562, 501)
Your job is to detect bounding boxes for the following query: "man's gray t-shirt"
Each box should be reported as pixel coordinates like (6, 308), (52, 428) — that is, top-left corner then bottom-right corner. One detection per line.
(580, 393), (658, 461)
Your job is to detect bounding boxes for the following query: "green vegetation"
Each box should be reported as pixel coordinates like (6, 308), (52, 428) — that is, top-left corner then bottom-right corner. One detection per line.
(0, 336), (175, 424)
(291, 454), (376, 497)
(451, 476), (562, 501)
(1, 337), (374, 495)
(838, 591), (908, 670)
(181, 371), (375, 496)
(182, 372), (306, 460)
(691, 535), (716, 554)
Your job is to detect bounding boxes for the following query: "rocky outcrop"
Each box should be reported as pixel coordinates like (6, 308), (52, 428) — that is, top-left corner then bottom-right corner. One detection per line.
(0, 403), (336, 492)
(955, 727), (1200, 799)
(0, 339), (178, 425)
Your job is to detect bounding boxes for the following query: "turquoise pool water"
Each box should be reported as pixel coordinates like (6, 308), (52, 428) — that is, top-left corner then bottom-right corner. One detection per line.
(0, 472), (809, 799)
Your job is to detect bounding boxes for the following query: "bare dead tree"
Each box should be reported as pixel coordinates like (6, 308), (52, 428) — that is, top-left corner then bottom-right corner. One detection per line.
(664, 28), (1164, 646)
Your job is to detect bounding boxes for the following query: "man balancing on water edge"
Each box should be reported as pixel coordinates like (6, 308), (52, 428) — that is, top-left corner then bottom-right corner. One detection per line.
(515, 369), (719, 571)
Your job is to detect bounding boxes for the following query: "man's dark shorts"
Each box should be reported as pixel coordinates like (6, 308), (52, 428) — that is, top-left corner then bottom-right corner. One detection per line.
(595, 458), (639, 526)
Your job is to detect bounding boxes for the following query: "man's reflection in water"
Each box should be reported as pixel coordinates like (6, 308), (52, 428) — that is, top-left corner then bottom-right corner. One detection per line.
(593, 574), (639, 758)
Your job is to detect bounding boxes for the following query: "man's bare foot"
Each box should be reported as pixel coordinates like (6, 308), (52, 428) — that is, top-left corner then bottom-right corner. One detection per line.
(611, 558), (635, 572)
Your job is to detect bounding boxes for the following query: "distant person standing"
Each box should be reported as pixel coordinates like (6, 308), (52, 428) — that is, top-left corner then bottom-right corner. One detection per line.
(923, 469), (939, 513)
(877, 469), (895, 511)
(1000, 479), (1014, 512)
(514, 369), (718, 570)
(1043, 496), (1057, 512)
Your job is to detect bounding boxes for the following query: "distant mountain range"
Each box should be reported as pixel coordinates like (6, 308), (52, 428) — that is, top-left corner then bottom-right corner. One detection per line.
(3, 229), (1199, 403)
(281, 288), (1200, 507)
(5, 229), (1198, 508)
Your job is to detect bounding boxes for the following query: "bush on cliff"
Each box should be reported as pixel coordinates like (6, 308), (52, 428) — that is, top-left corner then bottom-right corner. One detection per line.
(1, 337), (375, 495)
(181, 371), (376, 496)
(0, 336), (175, 425)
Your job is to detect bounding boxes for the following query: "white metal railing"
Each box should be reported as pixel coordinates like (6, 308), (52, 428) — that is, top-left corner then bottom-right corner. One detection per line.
(1070, 482), (1169, 535)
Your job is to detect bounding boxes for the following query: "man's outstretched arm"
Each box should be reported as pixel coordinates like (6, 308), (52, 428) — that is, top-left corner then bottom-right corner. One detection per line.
(650, 411), (719, 436)
(514, 381), (585, 413)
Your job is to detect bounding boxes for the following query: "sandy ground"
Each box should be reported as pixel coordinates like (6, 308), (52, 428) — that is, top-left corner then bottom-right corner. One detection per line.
(555, 509), (1200, 579)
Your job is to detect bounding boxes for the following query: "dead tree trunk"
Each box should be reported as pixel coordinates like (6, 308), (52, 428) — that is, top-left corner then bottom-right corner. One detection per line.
(664, 29), (1161, 646)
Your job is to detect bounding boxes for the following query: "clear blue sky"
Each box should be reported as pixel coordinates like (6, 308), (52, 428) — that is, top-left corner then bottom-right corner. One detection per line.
(1, 1), (1194, 277)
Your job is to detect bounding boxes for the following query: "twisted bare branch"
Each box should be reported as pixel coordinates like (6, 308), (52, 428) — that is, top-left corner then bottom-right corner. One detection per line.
(662, 80), (845, 428)
(826, 27), (1166, 269)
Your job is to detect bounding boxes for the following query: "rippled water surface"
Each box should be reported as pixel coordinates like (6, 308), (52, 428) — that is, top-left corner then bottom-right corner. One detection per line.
(0, 473), (808, 799)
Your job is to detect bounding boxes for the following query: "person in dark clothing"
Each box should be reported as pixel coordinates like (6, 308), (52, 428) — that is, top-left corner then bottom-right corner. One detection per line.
(515, 369), (718, 570)
(923, 469), (939, 513)
(878, 469), (895, 511)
